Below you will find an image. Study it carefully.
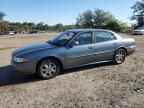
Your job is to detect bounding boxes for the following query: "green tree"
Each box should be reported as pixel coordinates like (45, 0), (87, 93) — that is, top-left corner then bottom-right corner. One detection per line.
(93, 9), (112, 28)
(105, 16), (121, 32)
(2, 21), (9, 30)
(131, 0), (144, 27)
(55, 23), (63, 31)
(63, 25), (75, 31)
(76, 9), (113, 29)
(13, 22), (24, 33)
(22, 22), (29, 31)
(28, 22), (35, 31)
(76, 9), (130, 32)
(0, 11), (6, 35)
(0, 11), (5, 22)
(43, 24), (49, 31)
(76, 10), (94, 28)
(37, 22), (44, 31)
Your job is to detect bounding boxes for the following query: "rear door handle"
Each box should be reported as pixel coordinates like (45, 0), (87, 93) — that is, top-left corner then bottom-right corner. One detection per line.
(88, 46), (93, 49)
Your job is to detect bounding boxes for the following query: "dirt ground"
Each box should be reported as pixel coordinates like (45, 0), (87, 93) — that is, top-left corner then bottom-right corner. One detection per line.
(0, 33), (144, 108)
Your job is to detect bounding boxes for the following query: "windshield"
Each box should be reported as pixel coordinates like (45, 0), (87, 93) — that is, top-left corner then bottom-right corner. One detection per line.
(49, 31), (79, 46)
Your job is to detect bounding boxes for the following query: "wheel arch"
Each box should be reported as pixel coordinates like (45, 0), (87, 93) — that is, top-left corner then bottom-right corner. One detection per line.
(116, 47), (127, 55)
(36, 56), (64, 72)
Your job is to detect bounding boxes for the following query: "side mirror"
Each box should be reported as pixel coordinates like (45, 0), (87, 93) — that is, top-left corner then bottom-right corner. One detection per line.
(69, 41), (79, 47)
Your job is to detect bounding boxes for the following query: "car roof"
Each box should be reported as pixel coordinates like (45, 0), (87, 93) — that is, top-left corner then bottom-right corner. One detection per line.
(67, 29), (112, 32)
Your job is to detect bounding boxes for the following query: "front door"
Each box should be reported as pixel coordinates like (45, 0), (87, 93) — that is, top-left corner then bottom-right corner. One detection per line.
(66, 32), (94, 68)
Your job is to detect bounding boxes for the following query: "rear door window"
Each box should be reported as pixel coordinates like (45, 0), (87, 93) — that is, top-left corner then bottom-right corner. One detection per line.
(95, 31), (116, 43)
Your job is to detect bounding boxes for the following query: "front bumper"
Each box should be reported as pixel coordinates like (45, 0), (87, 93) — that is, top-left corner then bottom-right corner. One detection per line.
(11, 60), (36, 74)
(127, 45), (136, 56)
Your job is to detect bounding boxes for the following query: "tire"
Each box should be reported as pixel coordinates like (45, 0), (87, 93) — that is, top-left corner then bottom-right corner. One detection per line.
(113, 49), (126, 64)
(37, 59), (60, 80)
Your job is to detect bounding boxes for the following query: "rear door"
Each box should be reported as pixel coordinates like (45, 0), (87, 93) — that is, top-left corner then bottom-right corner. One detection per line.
(94, 31), (119, 62)
(66, 31), (95, 68)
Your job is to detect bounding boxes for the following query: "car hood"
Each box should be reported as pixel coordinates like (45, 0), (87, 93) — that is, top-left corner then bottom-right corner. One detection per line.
(12, 42), (56, 56)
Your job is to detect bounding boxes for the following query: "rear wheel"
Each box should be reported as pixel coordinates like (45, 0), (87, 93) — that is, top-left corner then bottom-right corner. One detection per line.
(114, 49), (126, 64)
(37, 59), (60, 80)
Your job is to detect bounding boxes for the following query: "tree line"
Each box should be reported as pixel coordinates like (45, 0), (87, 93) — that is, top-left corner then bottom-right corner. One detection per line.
(0, 9), (130, 34)
(0, 19), (75, 35)
(0, 12), (75, 35)
(0, 0), (143, 35)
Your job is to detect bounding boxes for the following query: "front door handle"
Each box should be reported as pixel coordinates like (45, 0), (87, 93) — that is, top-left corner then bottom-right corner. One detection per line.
(88, 46), (93, 49)
(113, 43), (118, 45)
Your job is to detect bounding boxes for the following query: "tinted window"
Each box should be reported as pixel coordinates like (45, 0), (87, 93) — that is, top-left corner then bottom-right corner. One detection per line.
(95, 31), (116, 43)
(75, 32), (92, 45)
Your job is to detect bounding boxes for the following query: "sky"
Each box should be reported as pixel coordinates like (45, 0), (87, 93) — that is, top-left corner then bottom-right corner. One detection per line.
(0, 0), (138, 25)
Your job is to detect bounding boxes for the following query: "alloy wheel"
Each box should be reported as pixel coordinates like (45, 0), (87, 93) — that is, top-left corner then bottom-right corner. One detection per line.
(115, 49), (126, 64)
(40, 61), (57, 78)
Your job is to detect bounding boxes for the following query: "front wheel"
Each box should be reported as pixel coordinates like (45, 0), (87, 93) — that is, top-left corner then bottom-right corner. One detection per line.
(37, 59), (60, 80)
(114, 49), (126, 64)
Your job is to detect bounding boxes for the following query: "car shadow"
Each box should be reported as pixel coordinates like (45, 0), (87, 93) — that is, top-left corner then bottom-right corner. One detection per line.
(0, 62), (113, 87)
(0, 65), (40, 87)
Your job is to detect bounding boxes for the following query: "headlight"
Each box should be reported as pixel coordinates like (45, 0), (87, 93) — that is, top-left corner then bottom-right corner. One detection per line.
(13, 57), (31, 63)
